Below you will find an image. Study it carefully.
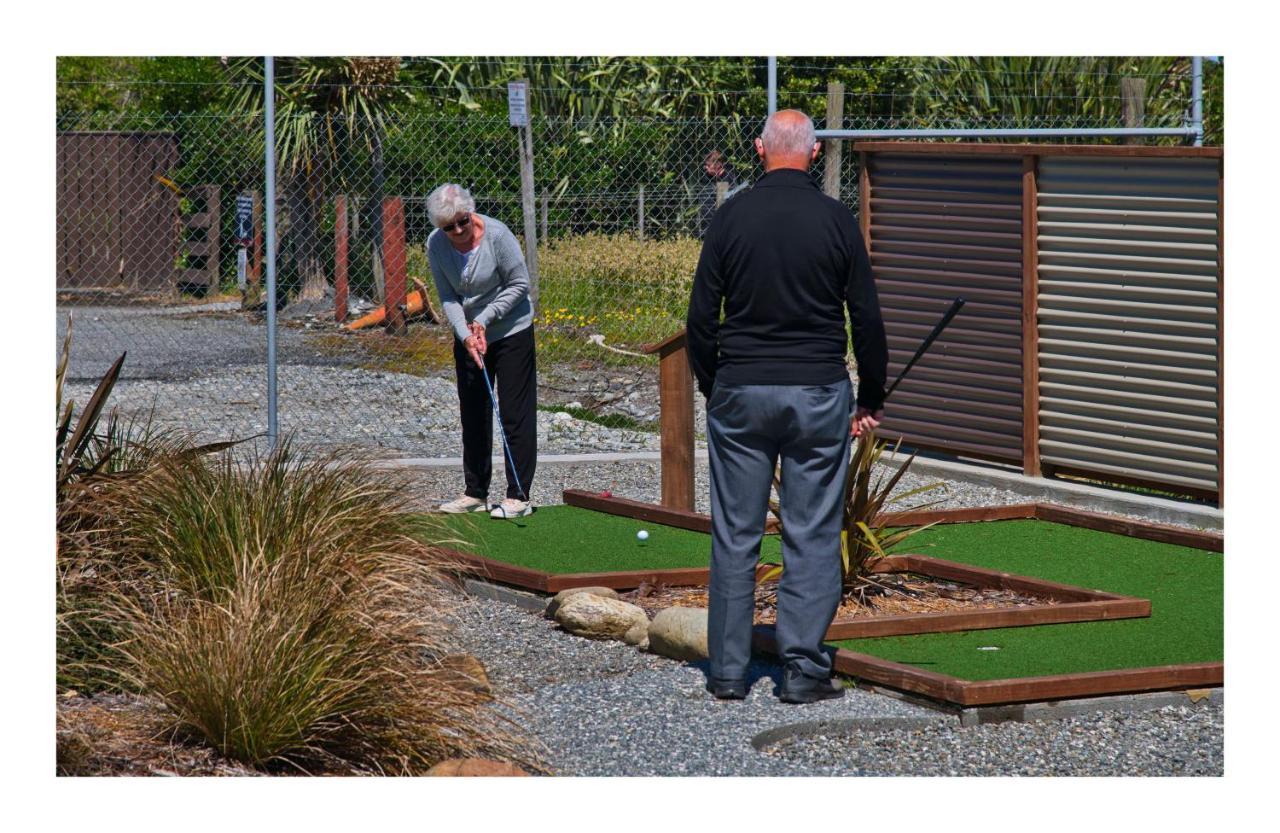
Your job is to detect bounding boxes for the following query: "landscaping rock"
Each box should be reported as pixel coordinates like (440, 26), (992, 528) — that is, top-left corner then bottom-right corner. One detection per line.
(425, 758), (530, 776)
(553, 593), (649, 649)
(646, 606), (709, 661)
(545, 586), (620, 618)
(438, 654), (493, 701)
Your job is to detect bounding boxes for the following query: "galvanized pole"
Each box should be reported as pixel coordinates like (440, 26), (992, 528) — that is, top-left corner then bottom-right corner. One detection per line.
(1192, 56), (1204, 147)
(264, 56), (279, 447)
(767, 56), (777, 116)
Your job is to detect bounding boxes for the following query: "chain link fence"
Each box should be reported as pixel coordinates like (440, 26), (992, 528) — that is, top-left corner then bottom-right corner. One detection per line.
(56, 59), (1211, 461)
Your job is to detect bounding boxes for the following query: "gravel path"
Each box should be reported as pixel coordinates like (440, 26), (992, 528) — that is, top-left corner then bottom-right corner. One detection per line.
(61, 303), (1218, 531)
(446, 593), (1223, 777)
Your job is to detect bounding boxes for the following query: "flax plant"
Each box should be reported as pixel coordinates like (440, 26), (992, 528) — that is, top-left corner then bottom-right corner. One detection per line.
(764, 434), (947, 603)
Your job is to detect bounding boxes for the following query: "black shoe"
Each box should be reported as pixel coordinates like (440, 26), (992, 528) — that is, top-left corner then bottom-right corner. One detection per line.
(778, 663), (846, 704)
(706, 678), (748, 700)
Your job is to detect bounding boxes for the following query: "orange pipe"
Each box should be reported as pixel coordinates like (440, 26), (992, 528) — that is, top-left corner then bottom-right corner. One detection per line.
(345, 288), (434, 331)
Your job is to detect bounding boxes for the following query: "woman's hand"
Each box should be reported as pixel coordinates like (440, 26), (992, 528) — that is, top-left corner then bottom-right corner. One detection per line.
(468, 321), (487, 355)
(465, 322), (487, 368)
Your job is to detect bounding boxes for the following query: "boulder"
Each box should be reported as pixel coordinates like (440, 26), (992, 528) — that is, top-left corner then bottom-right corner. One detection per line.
(425, 758), (530, 777)
(438, 654), (492, 701)
(553, 593), (649, 648)
(646, 606), (709, 661)
(545, 585), (620, 618)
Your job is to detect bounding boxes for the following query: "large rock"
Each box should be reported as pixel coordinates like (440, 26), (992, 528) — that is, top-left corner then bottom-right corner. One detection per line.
(426, 758), (530, 777)
(646, 606), (709, 661)
(545, 585), (620, 618)
(553, 593), (649, 648)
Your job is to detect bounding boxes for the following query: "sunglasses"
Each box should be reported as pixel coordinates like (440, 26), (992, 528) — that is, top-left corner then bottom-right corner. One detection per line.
(440, 214), (472, 234)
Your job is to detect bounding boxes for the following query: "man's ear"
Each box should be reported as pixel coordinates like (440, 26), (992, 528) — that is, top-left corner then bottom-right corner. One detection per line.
(811, 142), (822, 162)
(754, 137), (766, 161)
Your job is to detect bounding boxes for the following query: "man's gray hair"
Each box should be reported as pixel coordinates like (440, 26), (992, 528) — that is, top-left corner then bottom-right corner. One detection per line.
(426, 183), (476, 227)
(760, 110), (817, 156)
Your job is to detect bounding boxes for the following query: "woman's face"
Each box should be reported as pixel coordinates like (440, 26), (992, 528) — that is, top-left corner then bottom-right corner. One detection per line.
(440, 211), (476, 248)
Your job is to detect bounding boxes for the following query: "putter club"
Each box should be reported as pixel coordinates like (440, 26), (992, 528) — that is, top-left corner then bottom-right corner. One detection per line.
(479, 360), (528, 504)
(883, 296), (966, 402)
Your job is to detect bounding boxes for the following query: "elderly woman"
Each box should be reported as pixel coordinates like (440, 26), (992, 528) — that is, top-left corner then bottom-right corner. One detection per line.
(427, 183), (537, 519)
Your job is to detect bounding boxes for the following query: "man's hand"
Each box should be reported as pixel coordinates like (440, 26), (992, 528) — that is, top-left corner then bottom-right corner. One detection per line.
(851, 406), (884, 438)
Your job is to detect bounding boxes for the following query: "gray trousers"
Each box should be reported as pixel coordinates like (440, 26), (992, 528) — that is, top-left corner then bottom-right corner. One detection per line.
(706, 380), (852, 683)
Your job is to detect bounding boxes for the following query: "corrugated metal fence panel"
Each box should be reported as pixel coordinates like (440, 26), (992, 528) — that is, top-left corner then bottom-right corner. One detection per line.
(1036, 156), (1220, 492)
(867, 153), (1025, 463)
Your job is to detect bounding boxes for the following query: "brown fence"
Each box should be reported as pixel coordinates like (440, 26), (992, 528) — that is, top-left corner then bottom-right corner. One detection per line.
(56, 131), (180, 292)
(857, 143), (1223, 503)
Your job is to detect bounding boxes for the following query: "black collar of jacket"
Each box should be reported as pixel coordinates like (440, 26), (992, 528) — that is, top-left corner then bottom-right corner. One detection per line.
(752, 168), (817, 189)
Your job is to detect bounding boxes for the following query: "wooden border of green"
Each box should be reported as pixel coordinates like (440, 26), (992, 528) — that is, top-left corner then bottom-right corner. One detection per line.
(751, 629), (1222, 706)
(434, 546), (1150, 640)
(562, 489), (1223, 552)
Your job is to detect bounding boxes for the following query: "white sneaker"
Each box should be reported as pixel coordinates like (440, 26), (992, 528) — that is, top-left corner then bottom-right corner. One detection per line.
(439, 495), (489, 514)
(490, 498), (533, 519)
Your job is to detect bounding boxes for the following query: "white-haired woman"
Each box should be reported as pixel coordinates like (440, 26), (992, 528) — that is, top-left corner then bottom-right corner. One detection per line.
(427, 183), (537, 519)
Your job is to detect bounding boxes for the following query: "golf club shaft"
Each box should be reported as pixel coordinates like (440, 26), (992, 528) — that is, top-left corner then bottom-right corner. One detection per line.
(883, 296), (966, 402)
(480, 361), (528, 502)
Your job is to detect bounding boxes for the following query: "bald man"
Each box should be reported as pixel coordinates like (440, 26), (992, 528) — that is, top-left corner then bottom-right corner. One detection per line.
(686, 109), (888, 704)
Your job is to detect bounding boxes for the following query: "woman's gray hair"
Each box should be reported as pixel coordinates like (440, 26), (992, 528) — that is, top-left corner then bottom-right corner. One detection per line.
(760, 110), (817, 156)
(426, 183), (476, 227)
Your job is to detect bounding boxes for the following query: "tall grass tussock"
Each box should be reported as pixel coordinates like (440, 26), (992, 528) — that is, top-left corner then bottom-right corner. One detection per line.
(57, 319), (542, 774)
(96, 442), (540, 773)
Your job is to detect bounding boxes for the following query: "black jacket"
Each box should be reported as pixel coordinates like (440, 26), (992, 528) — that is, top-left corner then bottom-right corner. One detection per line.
(685, 167), (888, 410)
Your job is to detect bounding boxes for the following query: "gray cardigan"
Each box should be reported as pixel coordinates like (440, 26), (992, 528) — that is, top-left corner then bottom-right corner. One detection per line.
(427, 214), (534, 343)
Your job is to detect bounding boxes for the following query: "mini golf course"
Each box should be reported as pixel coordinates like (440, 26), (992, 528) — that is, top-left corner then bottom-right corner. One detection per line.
(412, 498), (1223, 707)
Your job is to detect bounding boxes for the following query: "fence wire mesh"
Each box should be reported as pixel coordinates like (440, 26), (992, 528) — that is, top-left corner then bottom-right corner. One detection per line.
(55, 57), (1218, 462)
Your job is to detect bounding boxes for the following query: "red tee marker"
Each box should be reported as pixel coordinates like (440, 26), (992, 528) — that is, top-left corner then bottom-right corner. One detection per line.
(601, 490), (612, 498)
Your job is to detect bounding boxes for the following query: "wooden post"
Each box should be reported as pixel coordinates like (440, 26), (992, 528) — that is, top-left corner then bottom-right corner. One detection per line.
(334, 195), (348, 324)
(859, 151), (871, 248)
(638, 185), (645, 240)
(1021, 155), (1042, 477)
(382, 197), (407, 336)
(1121, 78), (1146, 146)
(642, 331), (695, 512)
(715, 181), (729, 208)
(824, 81), (845, 199)
(251, 189), (262, 286)
(1216, 159), (1223, 507)
(205, 185), (220, 291)
(517, 79), (540, 305)
(540, 191), (549, 242)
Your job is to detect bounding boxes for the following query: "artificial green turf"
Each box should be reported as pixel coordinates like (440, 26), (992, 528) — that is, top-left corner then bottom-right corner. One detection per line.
(411, 506), (1222, 681)
(832, 519), (1222, 680)
(412, 505), (782, 574)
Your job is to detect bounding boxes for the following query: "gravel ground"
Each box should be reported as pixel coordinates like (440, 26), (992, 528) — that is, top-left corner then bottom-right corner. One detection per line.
(760, 705), (1223, 776)
(60, 303), (1219, 530)
(445, 593), (1223, 777)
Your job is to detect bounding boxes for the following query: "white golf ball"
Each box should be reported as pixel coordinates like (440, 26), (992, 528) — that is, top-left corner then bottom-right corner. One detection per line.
(636, 529), (649, 541)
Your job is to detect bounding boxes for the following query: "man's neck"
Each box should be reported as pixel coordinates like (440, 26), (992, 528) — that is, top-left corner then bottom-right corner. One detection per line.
(762, 158), (810, 174)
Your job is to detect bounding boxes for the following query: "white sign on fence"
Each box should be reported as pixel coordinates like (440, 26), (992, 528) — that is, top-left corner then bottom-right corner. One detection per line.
(507, 81), (528, 127)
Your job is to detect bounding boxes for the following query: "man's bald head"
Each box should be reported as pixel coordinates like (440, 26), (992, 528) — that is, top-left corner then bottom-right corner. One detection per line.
(755, 109), (820, 172)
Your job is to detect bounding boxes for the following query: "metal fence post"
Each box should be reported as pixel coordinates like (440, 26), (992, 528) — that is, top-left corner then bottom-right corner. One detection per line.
(767, 57), (777, 116)
(264, 55), (278, 448)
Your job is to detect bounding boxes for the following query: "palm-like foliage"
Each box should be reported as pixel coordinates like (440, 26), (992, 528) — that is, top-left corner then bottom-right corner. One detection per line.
(222, 57), (410, 300)
(899, 56), (1221, 144)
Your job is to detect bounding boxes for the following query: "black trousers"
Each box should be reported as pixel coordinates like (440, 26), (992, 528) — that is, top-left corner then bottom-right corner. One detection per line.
(453, 326), (537, 501)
